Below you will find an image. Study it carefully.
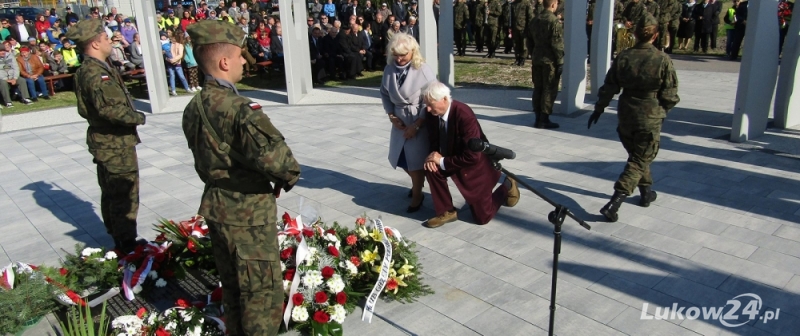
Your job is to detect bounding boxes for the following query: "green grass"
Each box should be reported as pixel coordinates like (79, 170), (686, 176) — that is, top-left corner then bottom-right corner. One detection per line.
(0, 91), (77, 116)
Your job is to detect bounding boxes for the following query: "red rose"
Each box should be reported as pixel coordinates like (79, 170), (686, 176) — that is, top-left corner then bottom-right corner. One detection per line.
(321, 266), (335, 279)
(59, 268), (68, 276)
(282, 212), (292, 225)
(280, 247), (294, 260)
(154, 253), (166, 263)
(176, 298), (191, 308)
(355, 217), (366, 226)
(292, 293), (304, 305)
(302, 228), (314, 238)
(155, 233), (167, 242)
(350, 256), (361, 267)
(155, 327), (171, 336)
(210, 287), (223, 302)
(313, 310), (330, 324)
(136, 307), (147, 318)
(284, 268), (296, 281)
(336, 292), (347, 305)
(327, 246), (340, 258)
(314, 291), (328, 304)
(325, 229), (336, 235)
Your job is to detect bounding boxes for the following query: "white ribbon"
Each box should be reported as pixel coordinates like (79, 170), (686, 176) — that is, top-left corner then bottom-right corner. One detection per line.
(361, 218), (393, 323)
(282, 215), (310, 329)
(384, 226), (407, 247)
(122, 257), (154, 301)
(0, 263), (14, 289)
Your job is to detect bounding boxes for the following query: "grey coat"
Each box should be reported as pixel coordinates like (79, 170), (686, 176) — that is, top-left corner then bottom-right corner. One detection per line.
(380, 61), (436, 171)
(128, 43), (144, 67)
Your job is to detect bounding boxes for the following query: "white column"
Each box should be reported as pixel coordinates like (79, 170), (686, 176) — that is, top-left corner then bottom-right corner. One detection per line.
(730, 0), (780, 142)
(438, 0), (455, 86)
(589, 0), (613, 97)
(561, 0), (588, 114)
(419, 0), (439, 75)
(279, 0), (314, 104)
(774, 9), (800, 129)
(133, 0), (169, 114)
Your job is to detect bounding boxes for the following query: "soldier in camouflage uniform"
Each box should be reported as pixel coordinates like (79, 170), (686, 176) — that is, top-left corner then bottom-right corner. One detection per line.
(454, 0), (470, 56)
(529, 0), (562, 129)
(665, 0), (682, 53)
(622, 0), (647, 27)
(484, 0), (503, 58)
(183, 20), (301, 335)
(587, 14), (679, 222)
(509, 0), (533, 66)
(644, 0), (660, 25)
(66, 19), (145, 254)
(473, 0), (486, 52)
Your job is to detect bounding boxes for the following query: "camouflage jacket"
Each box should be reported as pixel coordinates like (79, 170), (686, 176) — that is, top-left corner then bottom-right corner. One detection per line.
(595, 43), (680, 121)
(529, 11), (564, 65)
(554, 0), (564, 19)
(510, 0), (534, 32)
(622, 0), (647, 24)
(644, 0), (660, 19)
(455, 2), (470, 29)
(487, 0), (504, 25)
(656, 0), (675, 24)
(669, 0), (682, 27)
(75, 56), (144, 150)
(182, 78), (301, 226)
(476, 1), (489, 26)
(614, 0), (625, 21)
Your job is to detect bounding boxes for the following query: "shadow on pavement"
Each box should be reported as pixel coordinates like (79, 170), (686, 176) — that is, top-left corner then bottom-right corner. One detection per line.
(20, 181), (104, 246)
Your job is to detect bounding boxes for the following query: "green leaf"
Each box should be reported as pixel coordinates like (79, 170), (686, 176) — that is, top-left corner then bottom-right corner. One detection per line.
(310, 320), (328, 336)
(329, 322), (344, 336)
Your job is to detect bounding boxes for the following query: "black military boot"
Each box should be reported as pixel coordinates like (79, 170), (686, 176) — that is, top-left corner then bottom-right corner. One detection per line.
(533, 112), (542, 127)
(600, 191), (627, 222)
(519, 58), (526, 66)
(639, 186), (658, 207)
(534, 114), (560, 129)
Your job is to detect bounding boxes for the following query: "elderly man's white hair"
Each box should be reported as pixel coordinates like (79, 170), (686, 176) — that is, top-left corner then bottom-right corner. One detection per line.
(422, 81), (451, 102)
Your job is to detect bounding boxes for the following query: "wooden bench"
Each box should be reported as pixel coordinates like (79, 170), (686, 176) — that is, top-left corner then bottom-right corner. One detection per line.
(44, 73), (73, 96)
(121, 69), (146, 88)
(254, 60), (273, 78)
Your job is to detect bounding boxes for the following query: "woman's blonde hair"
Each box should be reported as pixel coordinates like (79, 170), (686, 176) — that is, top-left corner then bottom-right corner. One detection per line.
(386, 33), (425, 69)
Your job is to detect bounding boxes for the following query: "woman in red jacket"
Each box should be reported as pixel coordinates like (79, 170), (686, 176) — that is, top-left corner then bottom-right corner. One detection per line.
(34, 14), (50, 41)
(180, 11), (197, 32)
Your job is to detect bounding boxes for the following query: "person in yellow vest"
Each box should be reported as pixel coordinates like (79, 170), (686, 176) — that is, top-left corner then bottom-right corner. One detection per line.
(219, 10), (236, 24)
(60, 40), (80, 71)
(157, 14), (167, 31)
(165, 9), (181, 31)
(723, 0), (737, 57)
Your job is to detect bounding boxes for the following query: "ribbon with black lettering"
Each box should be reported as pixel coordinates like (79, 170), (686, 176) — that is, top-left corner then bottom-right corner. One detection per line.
(361, 218), (392, 323)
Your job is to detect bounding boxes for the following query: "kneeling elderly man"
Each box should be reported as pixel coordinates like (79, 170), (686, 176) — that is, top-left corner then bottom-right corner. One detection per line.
(422, 80), (521, 228)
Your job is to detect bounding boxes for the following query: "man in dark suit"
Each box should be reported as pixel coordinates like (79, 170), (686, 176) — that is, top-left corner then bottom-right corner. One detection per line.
(270, 26), (285, 70)
(422, 81), (520, 228)
(337, 24), (361, 79)
(321, 27), (342, 80)
(708, 0), (722, 50)
(357, 23), (375, 71)
(692, 0), (714, 53)
(403, 16), (420, 42)
(393, 0), (407, 25)
(9, 14), (36, 44)
(310, 27), (326, 83)
(729, 0), (747, 60)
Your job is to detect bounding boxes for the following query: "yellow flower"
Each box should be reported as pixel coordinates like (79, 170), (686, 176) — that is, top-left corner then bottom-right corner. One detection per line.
(357, 226), (369, 238)
(369, 228), (383, 242)
(360, 247), (381, 265)
(397, 258), (415, 277)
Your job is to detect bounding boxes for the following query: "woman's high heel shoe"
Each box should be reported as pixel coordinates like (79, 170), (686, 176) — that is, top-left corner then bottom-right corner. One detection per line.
(407, 194), (424, 213)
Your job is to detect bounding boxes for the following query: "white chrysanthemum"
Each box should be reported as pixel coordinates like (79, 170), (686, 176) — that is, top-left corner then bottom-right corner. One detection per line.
(303, 270), (324, 288)
(155, 278), (167, 288)
(81, 247), (102, 257)
(146, 313), (157, 325)
(324, 233), (339, 243)
(305, 247), (319, 263)
(165, 321), (177, 331)
(278, 234), (287, 247)
(342, 260), (358, 276)
(283, 280), (291, 293)
(111, 315), (143, 331)
(188, 326), (202, 336)
(291, 306), (309, 322)
(330, 304), (347, 324)
(105, 251), (118, 260)
(149, 270), (159, 280)
(132, 285), (142, 294)
(198, 318), (204, 324)
(326, 274), (345, 293)
(281, 262), (287, 272)
(180, 310), (193, 322)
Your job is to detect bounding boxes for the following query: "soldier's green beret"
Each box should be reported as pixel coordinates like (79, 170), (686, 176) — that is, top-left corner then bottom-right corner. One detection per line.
(187, 19), (247, 48)
(637, 13), (659, 29)
(64, 19), (105, 45)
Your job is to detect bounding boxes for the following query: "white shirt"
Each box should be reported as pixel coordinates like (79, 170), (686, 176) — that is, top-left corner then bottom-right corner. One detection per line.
(438, 103), (451, 170)
(17, 23), (30, 42)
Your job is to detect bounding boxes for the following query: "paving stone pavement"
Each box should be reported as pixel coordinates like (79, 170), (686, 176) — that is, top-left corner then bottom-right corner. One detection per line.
(2, 68), (800, 335)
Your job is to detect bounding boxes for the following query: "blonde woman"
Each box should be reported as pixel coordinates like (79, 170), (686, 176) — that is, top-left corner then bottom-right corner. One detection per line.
(380, 33), (436, 213)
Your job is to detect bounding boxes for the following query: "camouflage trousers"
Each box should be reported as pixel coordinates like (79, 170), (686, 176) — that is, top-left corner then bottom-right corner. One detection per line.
(91, 147), (139, 242)
(473, 24), (485, 49)
(512, 29), (527, 59)
(656, 21), (670, 49)
(207, 218), (283, 336)
(614, 118), (663, 195)
(531, 63), (562, 115)
(484, 24), (499, 51)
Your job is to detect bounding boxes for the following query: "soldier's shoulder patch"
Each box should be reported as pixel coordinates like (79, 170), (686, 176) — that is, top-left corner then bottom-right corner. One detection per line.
(100, 74), (111, 81)
(248, 102), (262, 110)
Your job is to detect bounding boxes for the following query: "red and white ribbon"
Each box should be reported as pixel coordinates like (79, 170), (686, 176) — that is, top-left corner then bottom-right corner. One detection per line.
(282, 215), (310, 329)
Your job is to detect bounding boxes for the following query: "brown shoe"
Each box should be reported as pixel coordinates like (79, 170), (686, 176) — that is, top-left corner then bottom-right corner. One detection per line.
(425, 210), (458, 228)
(505, 178), (520, 207)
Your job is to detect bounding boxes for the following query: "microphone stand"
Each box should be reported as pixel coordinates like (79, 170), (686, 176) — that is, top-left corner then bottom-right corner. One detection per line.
(490, 158), (591, 336)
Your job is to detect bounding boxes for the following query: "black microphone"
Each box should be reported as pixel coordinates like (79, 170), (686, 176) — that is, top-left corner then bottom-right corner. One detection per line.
(468, 138), (516, 160)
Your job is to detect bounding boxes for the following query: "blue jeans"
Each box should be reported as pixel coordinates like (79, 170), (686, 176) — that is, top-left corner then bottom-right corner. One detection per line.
(24, 76), (48, 98)
(726, 29), (735, 56)
(167, 64), (190, 92)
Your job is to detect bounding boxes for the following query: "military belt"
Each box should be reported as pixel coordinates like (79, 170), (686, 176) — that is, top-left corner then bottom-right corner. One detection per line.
(88, 126), (137, 135)
(622, 90), (658, 99)
(206, 178), (274, 194)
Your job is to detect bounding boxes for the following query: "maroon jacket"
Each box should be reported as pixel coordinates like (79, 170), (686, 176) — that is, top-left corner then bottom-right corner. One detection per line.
(426, 99), (499, 201)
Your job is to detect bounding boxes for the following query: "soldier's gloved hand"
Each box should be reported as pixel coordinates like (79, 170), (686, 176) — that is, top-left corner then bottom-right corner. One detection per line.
(587, 109), (603, 129)
(283, 183), (295, 193)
